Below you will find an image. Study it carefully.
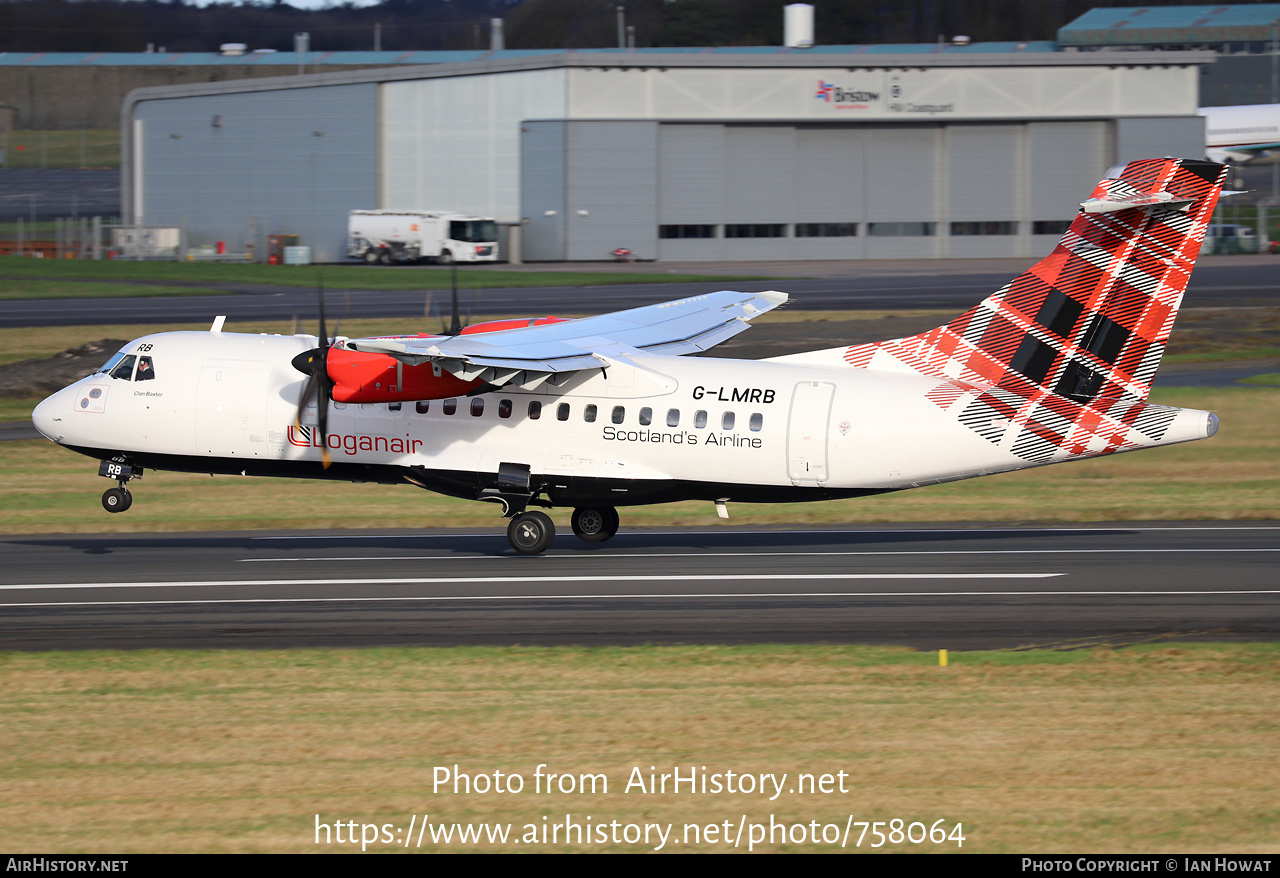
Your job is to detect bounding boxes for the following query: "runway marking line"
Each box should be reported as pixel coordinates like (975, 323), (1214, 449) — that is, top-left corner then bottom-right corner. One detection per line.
(3, 588), (1280, 611)
(0, 573), (1061, 592)
(235, 547), (1280, 563)
(243, 525), (1280, 543)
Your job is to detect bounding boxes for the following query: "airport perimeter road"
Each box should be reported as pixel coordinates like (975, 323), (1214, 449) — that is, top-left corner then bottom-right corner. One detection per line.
(1, 524), (1276, 651)
(0, 257), (1274, 328)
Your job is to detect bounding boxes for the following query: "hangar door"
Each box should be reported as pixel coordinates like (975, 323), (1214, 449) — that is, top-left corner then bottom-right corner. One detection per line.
(520, 121), (658, 262)
(655, 123), (942, 261)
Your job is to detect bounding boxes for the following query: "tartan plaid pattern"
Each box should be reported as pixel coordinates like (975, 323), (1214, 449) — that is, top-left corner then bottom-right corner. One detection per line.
(843, 158), (1227, 462)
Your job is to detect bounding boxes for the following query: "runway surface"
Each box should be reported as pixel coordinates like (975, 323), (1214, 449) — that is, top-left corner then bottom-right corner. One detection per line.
(0, 260), (1275, 328)
(1, 524), (1276, 651)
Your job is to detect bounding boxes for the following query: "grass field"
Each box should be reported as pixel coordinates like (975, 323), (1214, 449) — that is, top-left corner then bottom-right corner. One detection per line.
(0, 643), (1276, 852)
(0, 279), (227, 301)
(0, 130), (119, 169)
(0, 255), (756, 294)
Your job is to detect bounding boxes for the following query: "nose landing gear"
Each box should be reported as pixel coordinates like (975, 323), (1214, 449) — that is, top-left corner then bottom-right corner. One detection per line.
(97, 459), (143, 514)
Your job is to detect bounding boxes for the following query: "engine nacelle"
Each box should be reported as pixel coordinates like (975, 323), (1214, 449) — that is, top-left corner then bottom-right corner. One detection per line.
(328, 317), (570, 403)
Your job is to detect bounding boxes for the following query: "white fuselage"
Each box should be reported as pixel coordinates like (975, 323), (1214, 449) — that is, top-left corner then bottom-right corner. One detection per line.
(1199, 103), (1280, 163)
(32, 329), (1215, 506)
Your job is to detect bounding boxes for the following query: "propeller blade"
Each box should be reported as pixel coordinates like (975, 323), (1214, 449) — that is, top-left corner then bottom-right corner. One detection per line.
(449, 261), (462, 335)
(317, 381), (331, 469)
(288, 280), (334, 467)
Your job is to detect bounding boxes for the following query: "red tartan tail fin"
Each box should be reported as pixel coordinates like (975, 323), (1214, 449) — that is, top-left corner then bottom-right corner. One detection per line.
(843, 158), (1228, 404)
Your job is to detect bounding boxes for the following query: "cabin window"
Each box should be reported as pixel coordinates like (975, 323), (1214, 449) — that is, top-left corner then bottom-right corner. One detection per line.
(333, 402), (347, 410)
(498, 399), (513, 419)
(722, 412), (735, 430)
(388, 402), (402, 412)
(666, 409), (680, 427)
(528, 401), (542, 420)
(109, 355), (136, 381)
(360, 403), (377, 412)
(470, 398), (485, 416)
(584, 404), (597, 423)
(416, 400), (430, 414)
(611, 406), (625, 424)
(135, 356), (156, 381)
(694, 410), (708, 429)
(557, 403), (570, 421)
(442, 398), (457, 415)
(639, 407), (652, 426)
(750, 413), (763, 432)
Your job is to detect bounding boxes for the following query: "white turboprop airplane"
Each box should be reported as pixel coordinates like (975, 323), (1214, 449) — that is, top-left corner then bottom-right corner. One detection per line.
(1199, 103), (1280, 163)
(33, 157), (1227, 554)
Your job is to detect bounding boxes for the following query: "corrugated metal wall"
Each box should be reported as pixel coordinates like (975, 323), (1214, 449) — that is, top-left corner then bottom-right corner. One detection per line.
(794, 127), (867, 261)
(1115, 116), (1207, 167)
(520, 121), (567, 261)
(565, 121), (658, 261)
(945, 124), (1022, 258)
(1028, 120), (1110, 255)
(654, 123), (948, 261)
(863, 126), (941, 259)
(382, 69), (567, 224)
(134, 85), (378, 262)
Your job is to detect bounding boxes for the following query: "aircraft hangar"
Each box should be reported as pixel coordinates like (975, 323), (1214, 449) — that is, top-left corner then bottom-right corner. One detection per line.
(122, 48), (1211, 262)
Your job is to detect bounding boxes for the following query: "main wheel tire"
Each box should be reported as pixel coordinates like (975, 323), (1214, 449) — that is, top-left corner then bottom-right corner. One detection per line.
(437, 250), (453, 265)
(363, 249), (381, 265)
(507, 511), (555, 555)
(119, 488), (133, 512)
(572, 506), (619, 543)
(377, 248), (393, 265)
(102, 487), (129, 513)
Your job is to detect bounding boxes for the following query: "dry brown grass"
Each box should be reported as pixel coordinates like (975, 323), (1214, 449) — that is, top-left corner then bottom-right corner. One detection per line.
(1, 645), (1277, 853)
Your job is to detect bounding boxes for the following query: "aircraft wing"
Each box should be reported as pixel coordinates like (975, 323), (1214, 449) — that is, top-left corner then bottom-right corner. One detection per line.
(344, 289), (787, 388)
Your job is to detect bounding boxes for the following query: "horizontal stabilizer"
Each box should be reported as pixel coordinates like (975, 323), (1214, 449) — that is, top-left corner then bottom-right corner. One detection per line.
(1080, 191), (1193, 213)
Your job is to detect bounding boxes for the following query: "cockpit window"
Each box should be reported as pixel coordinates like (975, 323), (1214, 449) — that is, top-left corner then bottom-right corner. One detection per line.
(109, 354), (137, 380)
(98, 352), (127, 374)
(135, 356), (156, 381)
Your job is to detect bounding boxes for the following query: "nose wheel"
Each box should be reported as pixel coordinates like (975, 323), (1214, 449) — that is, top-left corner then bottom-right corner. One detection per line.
(571, 506), (619, 543)
(102, 486), (132, 513)
(507, 511), (555, 555)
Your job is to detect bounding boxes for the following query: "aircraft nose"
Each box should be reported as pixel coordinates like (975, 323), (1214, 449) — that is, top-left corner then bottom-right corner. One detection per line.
(31, 392), (64, 443)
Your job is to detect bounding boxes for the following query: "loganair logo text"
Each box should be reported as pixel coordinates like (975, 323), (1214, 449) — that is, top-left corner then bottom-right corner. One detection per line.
(288, 425), (423, 456)
(815, 80), (879, 105)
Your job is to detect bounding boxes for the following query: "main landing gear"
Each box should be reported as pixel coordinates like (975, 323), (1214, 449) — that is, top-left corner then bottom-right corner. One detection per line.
(502, 506), (620, 555)
(507, 511), (555, 555)
(571, 506), (620, 544)
(97, 459), (143, 514)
